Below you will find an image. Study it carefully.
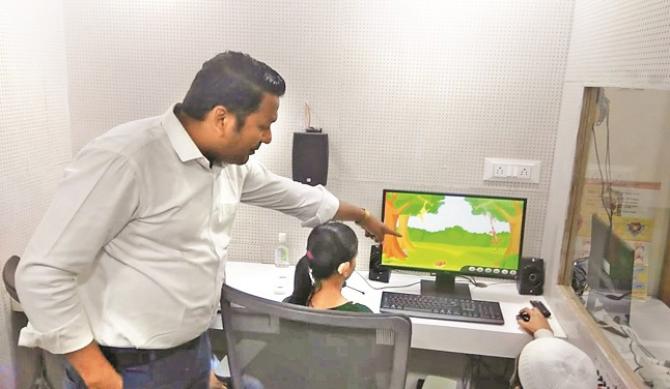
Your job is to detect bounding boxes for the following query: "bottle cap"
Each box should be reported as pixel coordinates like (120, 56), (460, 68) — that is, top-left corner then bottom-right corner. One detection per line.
(278, 232), (287, 243)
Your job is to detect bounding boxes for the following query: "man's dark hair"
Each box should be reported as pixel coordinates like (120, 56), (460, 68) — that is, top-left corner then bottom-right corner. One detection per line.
(180, 51), (286, 126)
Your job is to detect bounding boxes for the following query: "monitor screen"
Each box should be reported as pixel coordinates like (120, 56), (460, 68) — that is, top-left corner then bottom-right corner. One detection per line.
(380, 190), (527, 280)
(586, 214), (634, 326)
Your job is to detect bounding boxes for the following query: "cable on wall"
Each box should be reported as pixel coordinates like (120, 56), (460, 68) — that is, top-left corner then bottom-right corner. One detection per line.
(591, 88), (615, 229)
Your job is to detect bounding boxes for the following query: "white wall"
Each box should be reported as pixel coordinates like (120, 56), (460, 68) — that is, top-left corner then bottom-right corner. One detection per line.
(543, 0), (670, 387)
(61, 0), (575, 267)
(0, 0), (72, 387)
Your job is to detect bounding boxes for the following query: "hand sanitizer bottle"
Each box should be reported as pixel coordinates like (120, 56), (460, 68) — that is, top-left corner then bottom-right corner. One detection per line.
(273, 233), (290, 294)
(274, 233), (290, 270)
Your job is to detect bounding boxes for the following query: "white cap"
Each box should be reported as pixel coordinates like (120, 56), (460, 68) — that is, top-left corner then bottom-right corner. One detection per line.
(518, 337), (597, 389)
(278, 232), (287, 243)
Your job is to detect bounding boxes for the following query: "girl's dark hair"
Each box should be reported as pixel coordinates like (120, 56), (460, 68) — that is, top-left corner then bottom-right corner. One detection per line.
(285, 222), (358, 306)
(179, 51), (285, 126)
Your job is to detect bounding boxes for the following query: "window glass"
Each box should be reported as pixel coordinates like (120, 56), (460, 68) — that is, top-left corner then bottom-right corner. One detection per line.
(567, 87), (670, 385)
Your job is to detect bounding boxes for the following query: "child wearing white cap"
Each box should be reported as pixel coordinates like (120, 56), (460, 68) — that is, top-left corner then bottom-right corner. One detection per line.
(511, 306), (598, 389)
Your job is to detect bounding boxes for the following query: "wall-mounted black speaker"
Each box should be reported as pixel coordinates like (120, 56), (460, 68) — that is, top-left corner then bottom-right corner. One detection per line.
(517, 257), (545, 295)
(292, 132), (328, 186)
(368, 245), (390, 283)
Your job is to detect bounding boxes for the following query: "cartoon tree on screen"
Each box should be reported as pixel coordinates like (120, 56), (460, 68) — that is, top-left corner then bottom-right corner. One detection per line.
(465, 198), (522, 256)
(383, 193), (443, 259)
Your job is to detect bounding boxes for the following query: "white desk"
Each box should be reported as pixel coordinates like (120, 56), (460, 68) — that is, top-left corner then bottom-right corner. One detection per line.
(214, 261), (566, 359)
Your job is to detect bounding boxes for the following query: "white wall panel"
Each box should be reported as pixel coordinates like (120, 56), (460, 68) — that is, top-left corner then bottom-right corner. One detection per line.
(61, 0), (574, 267)
(566, 0), (670, 87)
(0, 0), (71, 387)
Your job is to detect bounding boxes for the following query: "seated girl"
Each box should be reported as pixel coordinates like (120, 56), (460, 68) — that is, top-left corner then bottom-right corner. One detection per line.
(285, 222), (372, 312)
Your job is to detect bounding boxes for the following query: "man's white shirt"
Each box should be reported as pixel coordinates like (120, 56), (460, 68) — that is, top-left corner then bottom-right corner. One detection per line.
(16, 106), (338, 353)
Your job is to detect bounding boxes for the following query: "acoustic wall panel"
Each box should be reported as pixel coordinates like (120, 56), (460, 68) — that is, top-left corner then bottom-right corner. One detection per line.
(60, 0), (574, 266)
(566, 0), (670, 87)
(0, 0), (72, 387)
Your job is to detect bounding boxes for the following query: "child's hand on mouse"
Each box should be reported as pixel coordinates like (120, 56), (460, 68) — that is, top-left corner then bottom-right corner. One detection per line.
(517, 307), (552, 335)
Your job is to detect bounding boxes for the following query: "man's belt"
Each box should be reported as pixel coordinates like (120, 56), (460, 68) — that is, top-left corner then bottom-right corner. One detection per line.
(100, 334), (202, 368)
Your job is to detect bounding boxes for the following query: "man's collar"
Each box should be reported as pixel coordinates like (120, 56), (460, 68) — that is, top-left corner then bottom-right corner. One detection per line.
(161, 104), (207, 163)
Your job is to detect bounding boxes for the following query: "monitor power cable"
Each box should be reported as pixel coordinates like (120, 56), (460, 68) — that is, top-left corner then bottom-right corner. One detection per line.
(459, 275), (488, 288)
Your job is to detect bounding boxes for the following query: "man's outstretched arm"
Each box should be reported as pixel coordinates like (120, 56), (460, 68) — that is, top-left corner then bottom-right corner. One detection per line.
(334, 201), (401, 242)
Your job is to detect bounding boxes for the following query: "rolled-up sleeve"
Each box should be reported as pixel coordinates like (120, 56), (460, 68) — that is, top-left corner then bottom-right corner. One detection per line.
(240, 160), (338, 227)
(15, 147), (140, 354)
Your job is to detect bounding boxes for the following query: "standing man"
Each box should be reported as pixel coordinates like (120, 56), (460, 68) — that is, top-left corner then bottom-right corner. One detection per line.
(16, 51), (398, 389)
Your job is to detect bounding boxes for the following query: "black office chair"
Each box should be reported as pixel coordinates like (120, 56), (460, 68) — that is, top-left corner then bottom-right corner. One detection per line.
(220, 284), (412, 389)
(3, 255), (21, 304)
(3, 255), (57, 389)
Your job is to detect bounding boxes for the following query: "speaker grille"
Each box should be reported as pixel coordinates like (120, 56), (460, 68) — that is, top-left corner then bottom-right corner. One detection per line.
(292, 133), (328, 186)
(517, 257), (544, 295)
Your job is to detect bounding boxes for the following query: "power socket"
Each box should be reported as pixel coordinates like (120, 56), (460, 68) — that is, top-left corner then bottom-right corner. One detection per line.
(493, 164), (508, 177)
(518, 166), (531, 179)
(483, 158), (541, 183)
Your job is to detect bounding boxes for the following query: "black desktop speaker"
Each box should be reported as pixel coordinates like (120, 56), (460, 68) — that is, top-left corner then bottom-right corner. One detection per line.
(292, 132), (328, 186)
(368, 245), (390, 283)
(517, 257), (545, 295)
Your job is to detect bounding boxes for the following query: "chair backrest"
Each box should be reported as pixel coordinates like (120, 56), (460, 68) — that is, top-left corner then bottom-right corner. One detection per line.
(220, 284), (412, 389)
(3, 255), (20, 302)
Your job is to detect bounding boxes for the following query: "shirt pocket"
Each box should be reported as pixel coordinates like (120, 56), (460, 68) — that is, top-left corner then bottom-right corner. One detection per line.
(212, 172), (241, 251)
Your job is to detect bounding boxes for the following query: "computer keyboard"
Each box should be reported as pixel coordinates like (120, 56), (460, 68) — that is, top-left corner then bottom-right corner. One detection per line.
(379, 291), (505, 325)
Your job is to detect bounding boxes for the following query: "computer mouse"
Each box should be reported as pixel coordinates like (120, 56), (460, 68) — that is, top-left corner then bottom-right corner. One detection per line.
(517, 310), (530, 322)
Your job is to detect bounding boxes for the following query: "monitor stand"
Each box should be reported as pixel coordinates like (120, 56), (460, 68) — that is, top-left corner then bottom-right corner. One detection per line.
(420, 272), (472, 300)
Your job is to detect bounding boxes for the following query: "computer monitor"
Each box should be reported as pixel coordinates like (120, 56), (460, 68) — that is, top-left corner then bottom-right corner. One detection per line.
(586, 214), (634, 326)
(380, 189), (527, 299)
